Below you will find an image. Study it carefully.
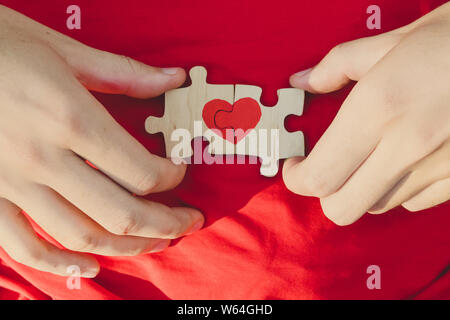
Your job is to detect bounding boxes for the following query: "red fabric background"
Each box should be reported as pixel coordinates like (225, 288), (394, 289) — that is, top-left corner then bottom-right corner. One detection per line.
(0, 0), (448, 299)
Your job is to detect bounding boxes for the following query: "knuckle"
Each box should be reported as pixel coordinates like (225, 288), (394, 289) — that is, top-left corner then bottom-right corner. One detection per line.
(26, 147), (49, 172)
(119, 54), (139, 75)
(29, 85), (86, 142)
(133, 172), (161, 196)
(27, 245), (46, 263)
(12, 245), (43, 266)
(302, 172), (335, 197)
(326, 42), (350, 64)
(67, 232), (101, 252)
(13, 142), (53, 180)
(109, 212), (142, 236)
(411, 124), (447, 155)
(357, 80), (402, 121)
(56, 104), (85, 139)
(117, 55), (142, 95)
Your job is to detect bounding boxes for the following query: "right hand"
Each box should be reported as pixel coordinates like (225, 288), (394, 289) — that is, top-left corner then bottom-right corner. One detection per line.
(0, 5), (204, 278)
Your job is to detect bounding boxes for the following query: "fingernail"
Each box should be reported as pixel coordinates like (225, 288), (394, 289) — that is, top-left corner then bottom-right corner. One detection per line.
(293, 68), (313, 79)
(162, 67), (179, 75)
(187, 220), (204, 235)
(81, 267), (99, 278)
(151, 239), (171, 253)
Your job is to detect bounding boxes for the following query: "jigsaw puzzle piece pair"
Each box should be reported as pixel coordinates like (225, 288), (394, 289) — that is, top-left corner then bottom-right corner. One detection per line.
(145, 66), (304, 177)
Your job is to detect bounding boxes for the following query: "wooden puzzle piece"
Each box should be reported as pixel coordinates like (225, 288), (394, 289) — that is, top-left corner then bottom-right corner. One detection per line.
(231, 85), (304, 176)
(145, 66), (235, 158)
(145, 66), (305, 177)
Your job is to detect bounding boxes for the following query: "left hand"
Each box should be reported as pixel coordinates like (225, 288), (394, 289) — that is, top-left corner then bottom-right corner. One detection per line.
(283, 2), (450, 226)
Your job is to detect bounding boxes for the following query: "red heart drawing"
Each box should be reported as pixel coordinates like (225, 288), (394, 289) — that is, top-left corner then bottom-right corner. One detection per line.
(202, 98), (261, 144)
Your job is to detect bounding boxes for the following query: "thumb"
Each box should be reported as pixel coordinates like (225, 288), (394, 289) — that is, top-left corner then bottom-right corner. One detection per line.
(290, 31), (404, 94)
(59, 44), (186, 98)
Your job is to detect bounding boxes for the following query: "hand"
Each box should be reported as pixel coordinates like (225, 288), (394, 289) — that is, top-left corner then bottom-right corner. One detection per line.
(0, 5), (204, 278)
(283, 3), (450, 226)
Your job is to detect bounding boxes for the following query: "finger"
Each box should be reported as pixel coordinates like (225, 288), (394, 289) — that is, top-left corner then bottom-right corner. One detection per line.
(282, 156), (306, 192)
(7, 184), (171, 256)
(64, 87), (187, 195)
(290, 31), (403, 93)
(0, 198), (99, 278)
(319, 114), (447, 225)
(5, 3), (186, 98)
(369, 140), (450, 213)
(55, 41), (186, 98)
(402, 178), (450, 212)
(283, 79), (385, 198)
(46, 152), (203, 239)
